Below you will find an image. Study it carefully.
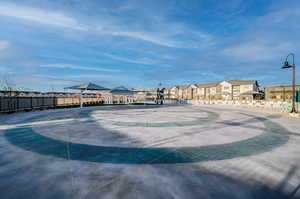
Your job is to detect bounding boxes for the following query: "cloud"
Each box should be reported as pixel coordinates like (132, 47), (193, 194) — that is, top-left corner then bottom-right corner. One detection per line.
(0, 3), (85, 30)
(64, 74), (142, 88)
(40, 64), (121, 72)
(105, 30), (179, 48)
(101, 52), (161, 66)
(0, 3), (214, 49)
(68, 74), (121, 79)
(223, 42), (293, 62)
(0, 40), (25, 61)
(3, 0), (299, 90)
(222, 1), (300, 63)
(95, 20), (214, 48)
(0, 40), (9, 51)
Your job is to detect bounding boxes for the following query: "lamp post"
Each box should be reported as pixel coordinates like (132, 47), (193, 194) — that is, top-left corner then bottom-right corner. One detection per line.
(282, 53), (297, 113)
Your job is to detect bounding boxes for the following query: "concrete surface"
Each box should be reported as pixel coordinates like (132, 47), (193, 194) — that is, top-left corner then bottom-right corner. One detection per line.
(0, 104), (300, 199)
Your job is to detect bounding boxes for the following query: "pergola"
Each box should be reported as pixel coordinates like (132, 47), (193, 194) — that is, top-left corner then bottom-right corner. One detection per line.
(65, 82), (110, 108)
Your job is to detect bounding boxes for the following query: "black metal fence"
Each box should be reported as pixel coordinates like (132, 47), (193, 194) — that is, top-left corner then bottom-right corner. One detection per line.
(0, 97), (57, 113)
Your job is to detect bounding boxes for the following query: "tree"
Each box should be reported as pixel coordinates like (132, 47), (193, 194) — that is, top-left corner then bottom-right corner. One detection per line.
(0, 75), (16, 96)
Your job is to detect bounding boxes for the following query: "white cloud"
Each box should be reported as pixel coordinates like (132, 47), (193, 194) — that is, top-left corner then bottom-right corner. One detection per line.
(67, 74), (141, 82)
(255, 5), (300, 28)
(0, 40), (24, 61)
(223, 42), (293, 62)
(101, 52), (158, 66)
(0, 40), (9, 51)
(68, 74), (119, 79)
(0, 3), (214, 49)
(107, 30), (179, 48)
(40, 64), (121, 72)
(223, 2), (300, 62)
(0, 3), (85, 30)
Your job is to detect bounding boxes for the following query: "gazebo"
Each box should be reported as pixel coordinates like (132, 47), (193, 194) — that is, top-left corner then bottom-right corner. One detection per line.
(110, 86), (136, 104)
(65, 82), (110, 108)
(110, 86), (135, 95)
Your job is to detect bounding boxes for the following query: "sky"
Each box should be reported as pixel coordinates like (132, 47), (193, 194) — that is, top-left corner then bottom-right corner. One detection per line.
(0, 0), (299, 91)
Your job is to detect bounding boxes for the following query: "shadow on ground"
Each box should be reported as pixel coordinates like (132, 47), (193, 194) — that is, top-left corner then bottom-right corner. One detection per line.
(0, 106), (298, 198)
(3, 107), (291, 164)
(0, 154), (299, 199)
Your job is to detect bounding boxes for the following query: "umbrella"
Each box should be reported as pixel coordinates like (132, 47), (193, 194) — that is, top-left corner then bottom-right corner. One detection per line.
(65, 82), (110, 108)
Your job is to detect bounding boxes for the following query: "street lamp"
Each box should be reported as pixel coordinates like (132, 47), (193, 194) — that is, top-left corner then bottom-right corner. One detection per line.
(282, 53), (297, 113)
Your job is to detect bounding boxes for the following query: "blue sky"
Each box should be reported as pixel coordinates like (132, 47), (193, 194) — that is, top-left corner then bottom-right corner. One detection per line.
(0, 0), (299, 91)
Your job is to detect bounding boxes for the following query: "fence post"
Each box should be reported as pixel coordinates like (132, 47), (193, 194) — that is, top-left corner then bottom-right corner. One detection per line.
(31, 97), (33, 109)
(9, 97), (12, 112)
(17, 97), (19, 111)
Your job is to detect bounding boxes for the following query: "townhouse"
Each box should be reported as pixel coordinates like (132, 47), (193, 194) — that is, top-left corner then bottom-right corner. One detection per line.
(168, 86), (180, 99)
(167, 80), (261, 101)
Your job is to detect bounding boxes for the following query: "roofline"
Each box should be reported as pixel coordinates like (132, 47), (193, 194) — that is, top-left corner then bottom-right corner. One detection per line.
(265, 85), (300, 88)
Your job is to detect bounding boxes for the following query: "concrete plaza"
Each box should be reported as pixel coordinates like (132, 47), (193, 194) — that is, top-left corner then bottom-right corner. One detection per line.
(0, 104), (300, 199)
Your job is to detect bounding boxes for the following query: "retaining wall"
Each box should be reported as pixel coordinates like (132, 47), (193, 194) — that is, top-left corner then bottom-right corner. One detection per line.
(187, 100), (300, 113)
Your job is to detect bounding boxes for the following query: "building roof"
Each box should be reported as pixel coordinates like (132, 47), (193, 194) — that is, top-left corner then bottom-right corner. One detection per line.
(228, 80), (257, 86)
(178, 85), (189, 89)
(265, 85), (300, 89)
(188, 84), (198, 88)
(170, 86), (180, 89)
(196, 83), (219, 88)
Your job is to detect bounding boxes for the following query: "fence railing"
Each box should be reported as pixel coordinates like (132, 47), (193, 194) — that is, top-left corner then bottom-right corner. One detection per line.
(0, 97), (57, 113)
(0, 97), (109, 113)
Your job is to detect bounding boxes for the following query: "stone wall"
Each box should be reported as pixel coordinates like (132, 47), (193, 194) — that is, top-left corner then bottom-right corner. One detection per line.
(187, 99), (300, 113)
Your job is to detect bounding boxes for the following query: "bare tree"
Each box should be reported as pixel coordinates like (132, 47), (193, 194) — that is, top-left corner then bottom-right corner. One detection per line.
(0, 75), (16, 96)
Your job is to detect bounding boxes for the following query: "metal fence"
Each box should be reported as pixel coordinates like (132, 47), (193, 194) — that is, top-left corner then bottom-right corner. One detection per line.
(0, 97), (57, 113)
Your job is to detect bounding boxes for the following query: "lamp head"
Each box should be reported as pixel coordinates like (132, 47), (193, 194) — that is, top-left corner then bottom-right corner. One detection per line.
(282, 61), (292, 69)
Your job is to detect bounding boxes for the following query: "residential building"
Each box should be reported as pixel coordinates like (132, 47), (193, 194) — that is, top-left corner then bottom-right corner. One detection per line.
(169, 86), (179, 99)
(178, 85), (189, 100)
(167, 80), (260, 101)
(195, 83), (218, 100)
(218, 81), (232, 100)
(265, 85), (300, 101)
(228, 80), (260, 100)
(186, 84), (198, 100)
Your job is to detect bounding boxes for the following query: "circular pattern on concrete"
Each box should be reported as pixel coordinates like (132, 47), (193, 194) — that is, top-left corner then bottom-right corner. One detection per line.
(91, 109), (219, 127)
(3, 107), (290, 164)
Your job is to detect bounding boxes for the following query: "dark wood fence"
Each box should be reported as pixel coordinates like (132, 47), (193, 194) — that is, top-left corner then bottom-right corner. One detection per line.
(0, 97), (107, 113)
(0, 97), (57, 113)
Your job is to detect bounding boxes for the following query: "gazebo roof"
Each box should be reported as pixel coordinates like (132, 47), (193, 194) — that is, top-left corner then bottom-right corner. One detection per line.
(66, 82), (110, 91)
(110, 86), (135, 95)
